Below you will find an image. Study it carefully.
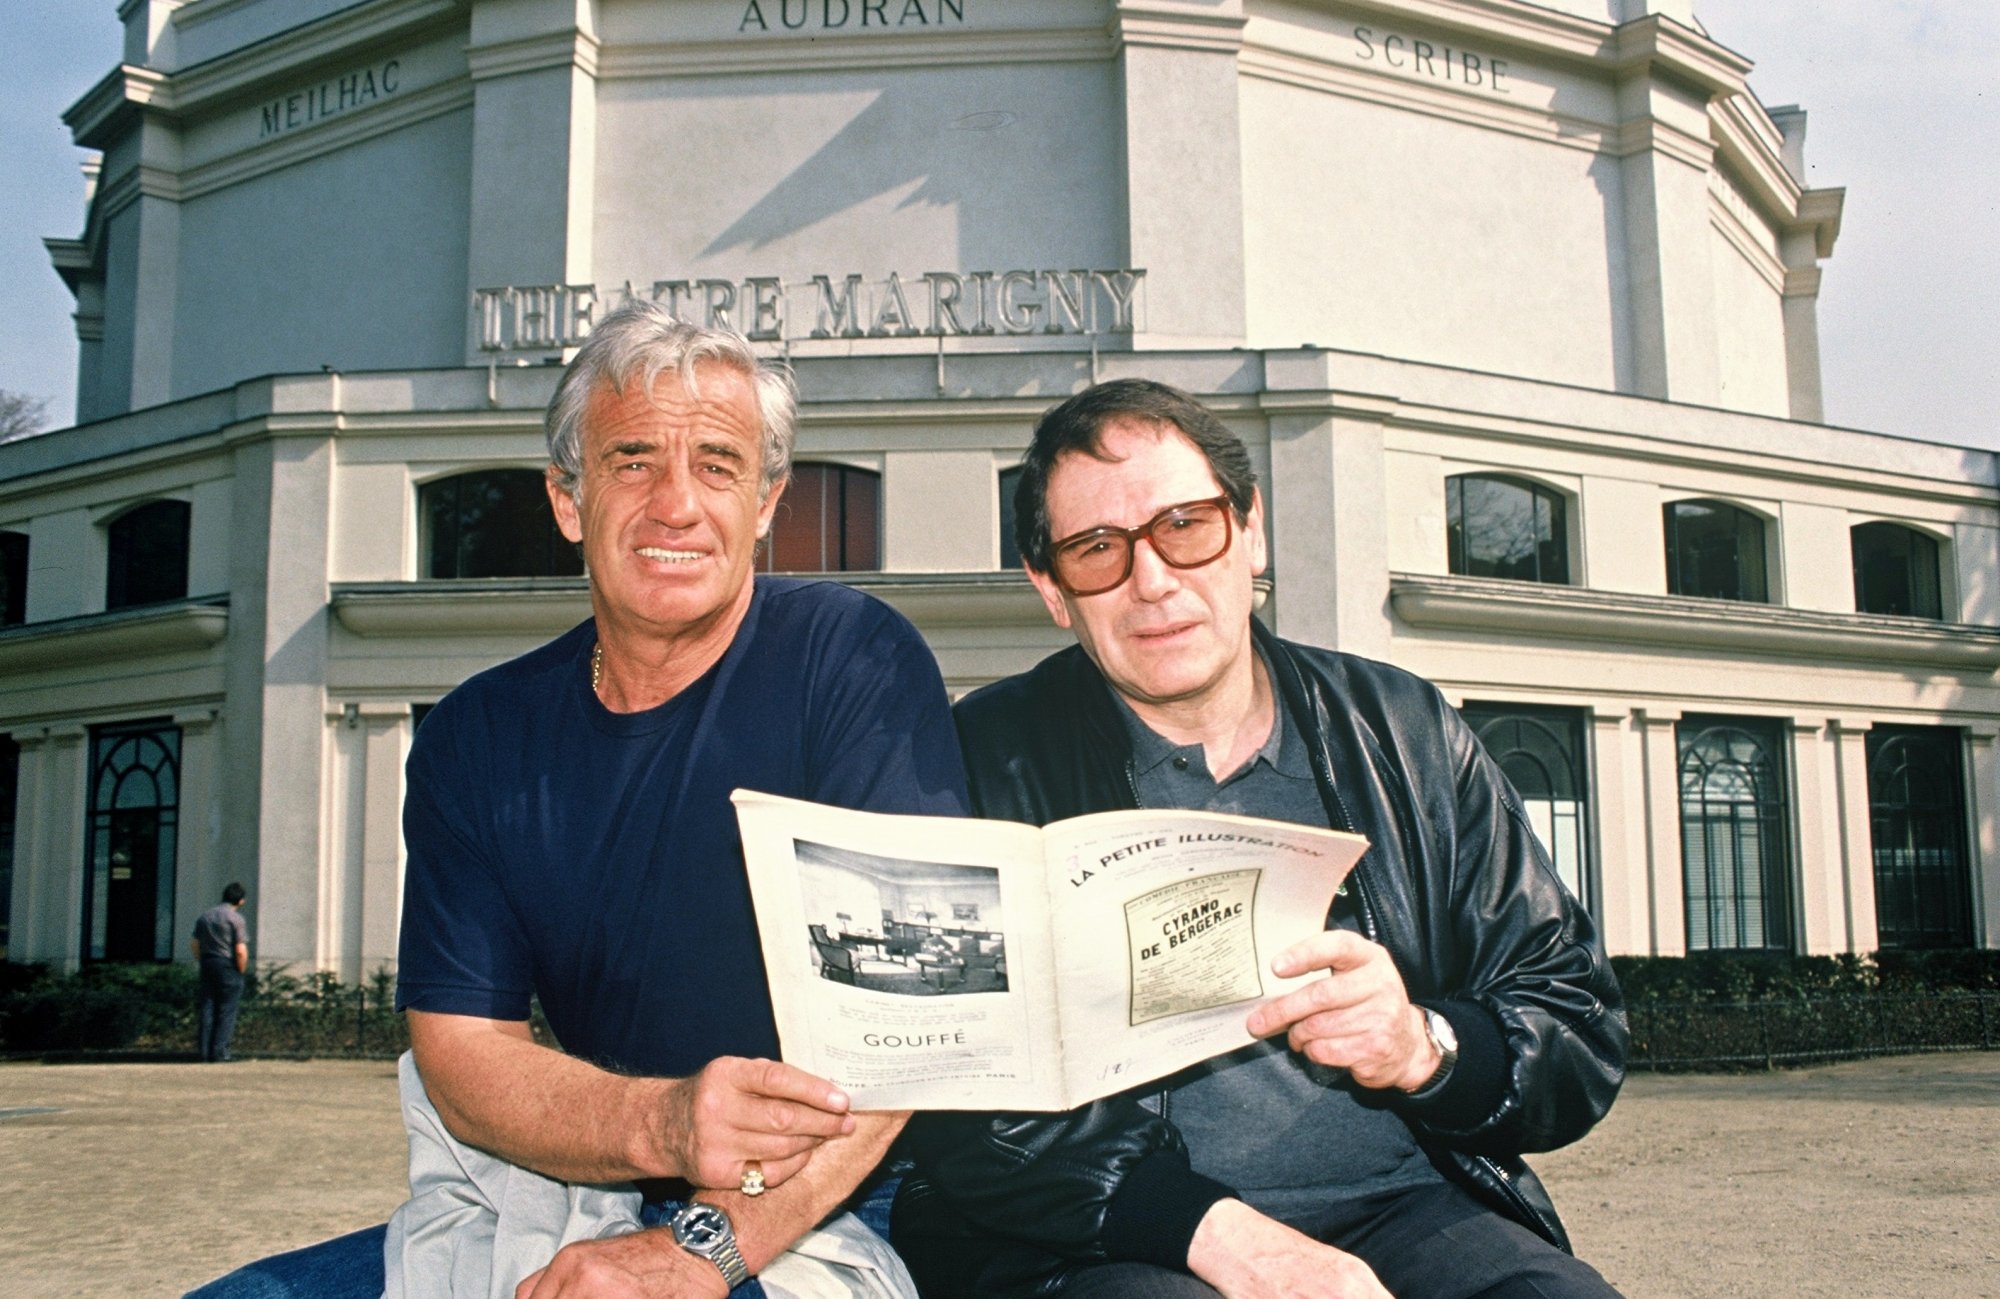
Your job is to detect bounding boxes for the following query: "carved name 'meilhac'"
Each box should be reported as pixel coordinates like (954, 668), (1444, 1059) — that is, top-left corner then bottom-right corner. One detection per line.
(259, 60), (402, 138)
(475, 270), (1146, 352)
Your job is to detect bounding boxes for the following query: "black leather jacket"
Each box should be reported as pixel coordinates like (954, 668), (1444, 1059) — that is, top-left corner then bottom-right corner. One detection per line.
(892, 622), (1627, 1298)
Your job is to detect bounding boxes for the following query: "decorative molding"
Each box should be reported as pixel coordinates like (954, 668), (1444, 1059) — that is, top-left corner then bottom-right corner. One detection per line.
(1238, 42), (1611, 160)
(1111, 5), (1246, 56)
(0, 597), (229, 674)
(465, 28), (600, 82)
(165, 0), (465, 115)
(176, 78), (473, 202)
(331, 579), (589, 637)
(1390, 574), (2000, 672)
(594, 26), (1110, 80)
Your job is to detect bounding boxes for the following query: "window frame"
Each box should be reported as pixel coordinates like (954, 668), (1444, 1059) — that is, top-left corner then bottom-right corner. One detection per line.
(1459, 702), (1594, 911)
(1676, 715), (1795, 954)
(417, 467), (583, 581)
(104, 499), (192, 611)
(759, 461), (882, 574)
(1850, 520), (1945, 620)
(1445, 473), (1573, 586)
(1866, 725), (1974, 949)
(1663, 498), (1771, 603)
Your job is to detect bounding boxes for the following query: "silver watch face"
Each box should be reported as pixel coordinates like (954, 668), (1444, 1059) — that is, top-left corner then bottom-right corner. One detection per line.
(671, 1202), (731, 1251)
(1427, 1008), (1459, 1053)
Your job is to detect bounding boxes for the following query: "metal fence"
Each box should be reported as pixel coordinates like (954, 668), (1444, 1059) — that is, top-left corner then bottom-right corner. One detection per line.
(1627, 991), (2000, 1070)
(224, 981), (410, 1059)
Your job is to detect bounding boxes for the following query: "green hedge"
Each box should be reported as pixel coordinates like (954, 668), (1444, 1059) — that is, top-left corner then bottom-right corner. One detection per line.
(1611, 949), (2000, 1005)
(0, 960), (408, 1057)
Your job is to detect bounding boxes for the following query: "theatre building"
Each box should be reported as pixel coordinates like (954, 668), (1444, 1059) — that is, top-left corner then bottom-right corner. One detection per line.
(4, 0), (1995, 976)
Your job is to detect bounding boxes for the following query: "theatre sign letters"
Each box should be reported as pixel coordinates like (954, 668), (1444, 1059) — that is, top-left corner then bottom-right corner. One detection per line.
(475, 270), (1147, 353)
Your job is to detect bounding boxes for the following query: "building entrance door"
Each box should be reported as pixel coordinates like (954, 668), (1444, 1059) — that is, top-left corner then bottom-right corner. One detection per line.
(102, 811), (164, 962)
(83, 722), (181, 963)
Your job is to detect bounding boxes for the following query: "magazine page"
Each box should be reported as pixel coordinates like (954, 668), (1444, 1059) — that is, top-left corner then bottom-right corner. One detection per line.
(731, 790), (1067, 1111)
(1041, 809), (1366, 1105)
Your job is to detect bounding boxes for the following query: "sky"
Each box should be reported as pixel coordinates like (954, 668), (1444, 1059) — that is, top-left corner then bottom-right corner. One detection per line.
(1, 1), (1994, 449)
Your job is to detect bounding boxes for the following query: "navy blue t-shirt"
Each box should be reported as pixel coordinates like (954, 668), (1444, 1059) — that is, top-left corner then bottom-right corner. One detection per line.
(395, 578), (970, 1078)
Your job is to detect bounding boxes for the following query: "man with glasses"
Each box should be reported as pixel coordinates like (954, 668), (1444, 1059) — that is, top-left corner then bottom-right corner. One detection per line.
(893, 379), (1628, 1299)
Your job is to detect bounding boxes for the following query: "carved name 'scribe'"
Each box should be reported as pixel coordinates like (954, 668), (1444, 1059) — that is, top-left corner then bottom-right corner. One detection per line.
(258, 60), (402, 138)
(475, 269), (1147, 352)
(1352, 26), (1511, 95)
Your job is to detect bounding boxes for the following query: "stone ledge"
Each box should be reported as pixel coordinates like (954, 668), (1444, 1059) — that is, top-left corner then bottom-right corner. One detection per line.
(0, 597), (229, 672)
(1390, 573), (2000, 671)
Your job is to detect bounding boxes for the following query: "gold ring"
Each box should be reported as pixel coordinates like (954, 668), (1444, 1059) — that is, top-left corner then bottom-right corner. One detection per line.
(740, 1161), (766, 1197)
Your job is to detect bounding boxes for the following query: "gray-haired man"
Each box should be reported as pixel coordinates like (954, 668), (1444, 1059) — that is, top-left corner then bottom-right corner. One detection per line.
(187, 303), (968, 1299)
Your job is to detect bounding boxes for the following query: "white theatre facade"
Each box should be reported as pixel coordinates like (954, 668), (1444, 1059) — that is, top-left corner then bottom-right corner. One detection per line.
(2, 0), (1995, 977)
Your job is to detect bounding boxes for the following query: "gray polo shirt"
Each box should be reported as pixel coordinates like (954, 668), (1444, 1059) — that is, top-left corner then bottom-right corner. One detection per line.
(192, 903), (247, 966)
(1107, 668), (1441, 1230)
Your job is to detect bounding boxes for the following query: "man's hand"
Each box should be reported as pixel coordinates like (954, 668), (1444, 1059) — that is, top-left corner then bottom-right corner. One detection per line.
(1245, 930), (1439, 1093)
(515, 1227), (726, 1299)
(1187, 1199), (1390, 1299)
(653, 1056), (857, 1191)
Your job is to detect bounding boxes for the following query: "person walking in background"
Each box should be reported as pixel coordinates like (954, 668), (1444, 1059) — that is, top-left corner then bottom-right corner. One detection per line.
(192, 882), (249, 1063)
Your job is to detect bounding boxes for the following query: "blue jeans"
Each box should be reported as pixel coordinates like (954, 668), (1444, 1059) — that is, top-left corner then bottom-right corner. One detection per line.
(198, 962), (245, 1061)
(175, 1177), (904, 1299)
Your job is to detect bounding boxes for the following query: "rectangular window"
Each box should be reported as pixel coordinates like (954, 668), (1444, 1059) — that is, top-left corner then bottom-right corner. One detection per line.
(1, 531), (26, 626)
(1867, 726), (1972, 949)
(1678, 715), (1792, 952)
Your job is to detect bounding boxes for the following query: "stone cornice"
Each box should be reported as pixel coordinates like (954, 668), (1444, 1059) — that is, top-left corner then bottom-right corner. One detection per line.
(165, 0), (465, 115)
(331, 579), (589, 638)
(1111, 4), (1246, 55)
(64, 64), (173, 150)
(1390, 574), (2000, 672)
(595, 26), (1110, 79)
(64, 0), (466, 146)
(176, 77), (473, 202)
(327, 572), (1240, 639)
(465, 28), (600, 82)
(0, 597), (229, 674)
(1607, 13), (1747, 99)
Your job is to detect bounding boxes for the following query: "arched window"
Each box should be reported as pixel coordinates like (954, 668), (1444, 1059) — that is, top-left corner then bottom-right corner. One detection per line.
(105, 500), (190, 610)
(1851, 522), (1942, 619)
(1445, 475), (1569, 584)
(1461, 704), (1590, 907)
(1867, 726), (1972, 949)
(1678, 716), (1792, 953)
(1664, 500), (1767, 602)
(83, 721), (181, 962)
(0, 530), (26, 626)
(762, 463), (880, 573)
(421, 469), (582, 579)
(998, 465), (1025, 570)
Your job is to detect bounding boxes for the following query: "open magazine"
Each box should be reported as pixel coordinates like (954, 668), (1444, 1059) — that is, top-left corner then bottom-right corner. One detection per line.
(731, 790), (1369, 1111)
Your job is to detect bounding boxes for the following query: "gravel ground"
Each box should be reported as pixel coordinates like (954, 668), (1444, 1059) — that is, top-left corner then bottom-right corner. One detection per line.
(0, 1051), (1994, 1298)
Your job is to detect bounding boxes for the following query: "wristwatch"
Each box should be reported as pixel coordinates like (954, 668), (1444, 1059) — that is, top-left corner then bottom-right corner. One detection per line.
(1409, 1007), (1460, 1096)
(668, 1201), (751, 1290)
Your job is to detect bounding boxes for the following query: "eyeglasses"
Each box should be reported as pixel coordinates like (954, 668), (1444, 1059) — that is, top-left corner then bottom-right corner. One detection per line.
(1046, 495), (1236, 597)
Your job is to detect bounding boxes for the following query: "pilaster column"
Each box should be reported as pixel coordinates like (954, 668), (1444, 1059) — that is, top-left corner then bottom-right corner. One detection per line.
(1969, 727), (1998, 949)
(1588, 707), (1647, 957)
(1788, 718), (1839, 953)
(360, 703), (410, 975)
(1635, 707), (1683, 956)
(1261, 355), (1390, 659)
(225, 427), (336, 969)
(463, 0), (600, 363)
(1614, 68), (1721, 404)
(1826, 718), (1879, 954)
(13, 726), (89, 968)
(1112, 1), (1247, 347)
(170, 707), (221, 961)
